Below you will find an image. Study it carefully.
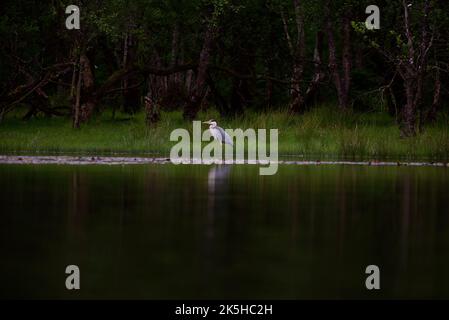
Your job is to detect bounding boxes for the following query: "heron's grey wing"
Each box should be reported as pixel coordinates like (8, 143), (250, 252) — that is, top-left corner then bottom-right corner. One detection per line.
(217, 126), (233, 145)
(210, 128), (221, 141)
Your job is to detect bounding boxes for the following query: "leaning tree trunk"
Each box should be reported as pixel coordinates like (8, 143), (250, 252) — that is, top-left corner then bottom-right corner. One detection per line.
(304, 30), (325, 108)
(289, 58), (305, 112)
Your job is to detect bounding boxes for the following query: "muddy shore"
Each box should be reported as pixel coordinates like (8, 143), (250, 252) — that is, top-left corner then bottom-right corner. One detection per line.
(0, 155), (448, 167)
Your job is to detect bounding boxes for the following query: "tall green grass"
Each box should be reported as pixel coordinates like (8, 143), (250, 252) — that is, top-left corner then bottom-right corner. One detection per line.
(1, 106), (448, 160)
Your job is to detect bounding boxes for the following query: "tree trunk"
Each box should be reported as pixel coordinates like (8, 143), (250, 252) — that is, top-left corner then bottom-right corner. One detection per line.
(326, 3), (351, 111)
(170, 23), (180, 78)
(123, 31), (141, 114)
(183, 24), (216, 120)
(79, 53), (96, 123)
(228, 32), (253, 116)
(281, 0), (306, 113)
(398, 0), (431, 137)
(426, 68), (440, 123)
(206, 72), (229, 116)
(144, 95), (160, 125)
(341, 12), (352, 109)
(304, 30), (325, 108)
(70, 61), (77, 99)
(327, 8), (343, 109)
(73, 57), (82, 128)
(401, 77), (417, 137)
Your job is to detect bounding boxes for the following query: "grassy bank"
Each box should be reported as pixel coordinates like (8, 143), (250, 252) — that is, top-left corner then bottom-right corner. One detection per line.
(1, 106), (449, 160)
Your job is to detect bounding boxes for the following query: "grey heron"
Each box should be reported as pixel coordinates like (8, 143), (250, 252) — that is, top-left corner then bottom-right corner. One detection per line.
(203, 119), (233, 146)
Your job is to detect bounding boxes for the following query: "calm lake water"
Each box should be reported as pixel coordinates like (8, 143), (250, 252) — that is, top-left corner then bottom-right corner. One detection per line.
(1, 164), (449, 299)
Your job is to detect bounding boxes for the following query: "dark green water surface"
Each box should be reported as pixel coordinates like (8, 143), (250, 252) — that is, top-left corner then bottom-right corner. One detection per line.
(1, 164), (448, 299)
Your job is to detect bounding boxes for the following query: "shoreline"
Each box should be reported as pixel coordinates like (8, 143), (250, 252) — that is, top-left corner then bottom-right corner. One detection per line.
(2, 108), (449, 162)
(0, 155), (448, 167)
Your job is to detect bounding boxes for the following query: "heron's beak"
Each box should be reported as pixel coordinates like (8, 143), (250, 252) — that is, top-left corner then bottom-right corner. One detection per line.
(202, 121), (210, 124)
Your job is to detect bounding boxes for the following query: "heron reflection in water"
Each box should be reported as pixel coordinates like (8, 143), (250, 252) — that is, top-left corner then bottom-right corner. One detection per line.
(202, 165), (232, 283)
(206, 165), (232, 237)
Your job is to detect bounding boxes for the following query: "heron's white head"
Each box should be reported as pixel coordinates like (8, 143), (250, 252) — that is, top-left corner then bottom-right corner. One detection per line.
(203, 119), (217, 128)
